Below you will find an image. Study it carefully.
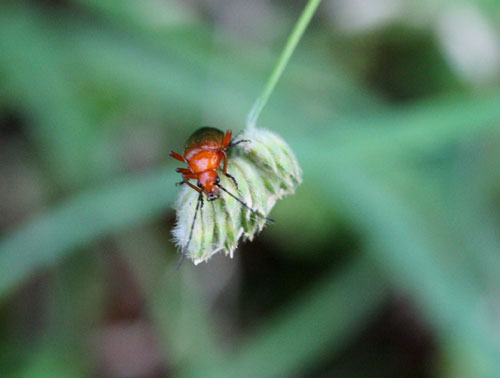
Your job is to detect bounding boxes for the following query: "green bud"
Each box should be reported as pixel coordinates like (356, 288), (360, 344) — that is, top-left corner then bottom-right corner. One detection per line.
(172, 128), (302, 264)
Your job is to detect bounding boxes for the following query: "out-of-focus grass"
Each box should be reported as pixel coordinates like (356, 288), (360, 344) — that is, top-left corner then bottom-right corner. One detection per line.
(0, 168), (175, 298)
(1, 0), (500, 377)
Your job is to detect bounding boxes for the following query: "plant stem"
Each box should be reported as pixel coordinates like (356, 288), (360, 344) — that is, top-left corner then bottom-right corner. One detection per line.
(246, 0), (322, 129)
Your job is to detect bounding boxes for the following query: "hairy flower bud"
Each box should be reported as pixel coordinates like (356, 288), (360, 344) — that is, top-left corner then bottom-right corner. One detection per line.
(172, 128), (302, 264)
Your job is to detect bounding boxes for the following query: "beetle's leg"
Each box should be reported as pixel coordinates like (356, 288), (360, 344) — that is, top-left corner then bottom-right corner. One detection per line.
(176, 169), (194, 186)
(223, 129), (232, 149)
(179, 171), (202, 193)
(221, 151), (228, 175)
(182, 172), (197, 180)
(183, 178), (202, 193)
(229, 139), (250, 149)
(225, 173), (238, 189)
(226, 131), (250, 149)
(170, 151), (186, 163)
(221, 151), (238, 189)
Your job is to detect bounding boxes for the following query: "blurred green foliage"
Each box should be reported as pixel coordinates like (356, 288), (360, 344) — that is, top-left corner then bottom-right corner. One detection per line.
(1, 0), (500, 377)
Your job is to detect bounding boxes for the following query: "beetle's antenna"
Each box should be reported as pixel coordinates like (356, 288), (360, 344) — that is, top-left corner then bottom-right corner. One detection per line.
(216, 183), (274, 223)
(176, 192), (203, 270)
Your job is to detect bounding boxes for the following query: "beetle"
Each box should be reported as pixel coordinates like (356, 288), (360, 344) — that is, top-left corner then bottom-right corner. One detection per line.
(169, 127), (244, 201)
(170, 127), (272, 268)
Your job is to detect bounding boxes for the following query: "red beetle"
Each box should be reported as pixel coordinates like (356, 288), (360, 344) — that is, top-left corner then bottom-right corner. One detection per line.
(169, 127), (243, 201)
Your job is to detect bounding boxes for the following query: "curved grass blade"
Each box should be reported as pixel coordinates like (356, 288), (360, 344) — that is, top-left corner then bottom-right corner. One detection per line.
(0, 169), (176, 300)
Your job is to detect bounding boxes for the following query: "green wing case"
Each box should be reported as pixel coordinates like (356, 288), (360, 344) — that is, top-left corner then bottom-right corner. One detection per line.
(184, 127), (224, 154)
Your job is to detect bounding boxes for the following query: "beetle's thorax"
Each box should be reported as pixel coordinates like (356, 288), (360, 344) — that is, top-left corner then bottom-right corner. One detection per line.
(186, 149), (223, 174)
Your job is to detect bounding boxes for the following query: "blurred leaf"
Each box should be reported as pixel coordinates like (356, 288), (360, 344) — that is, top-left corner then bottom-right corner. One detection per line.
(73, 0), (200, 30)
(151, 263), (228, 370)
(0, 7), (113, 186)
(286, 91), (500, 163)
(18, 341), (85, 378)
(0, 168), (176, 300)
(446, 141), (500, 289)
(322, 158), (500, 375)
(183, 256), (387, 378)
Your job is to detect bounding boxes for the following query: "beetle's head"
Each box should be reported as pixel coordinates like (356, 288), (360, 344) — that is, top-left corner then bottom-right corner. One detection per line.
(198, 171), (220, 201)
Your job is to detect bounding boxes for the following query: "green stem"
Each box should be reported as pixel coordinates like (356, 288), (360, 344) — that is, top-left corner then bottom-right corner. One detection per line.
(246, 0), (322, 129)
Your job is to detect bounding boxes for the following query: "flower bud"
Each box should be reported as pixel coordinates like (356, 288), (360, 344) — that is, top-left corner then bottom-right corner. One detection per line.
(172, 128), (302, 264)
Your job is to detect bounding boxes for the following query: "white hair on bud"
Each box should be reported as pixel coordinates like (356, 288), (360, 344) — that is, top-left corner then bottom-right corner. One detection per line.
(172, 128), (302, 264)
